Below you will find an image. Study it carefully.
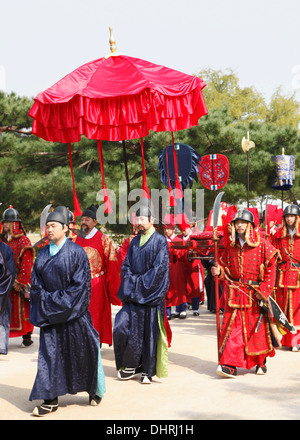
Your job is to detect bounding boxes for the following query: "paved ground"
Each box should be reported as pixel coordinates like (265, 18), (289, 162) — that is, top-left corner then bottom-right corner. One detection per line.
(1, 303), (300, 421)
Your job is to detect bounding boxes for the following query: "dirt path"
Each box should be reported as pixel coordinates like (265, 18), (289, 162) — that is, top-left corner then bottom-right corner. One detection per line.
(0, 304), (300, 421)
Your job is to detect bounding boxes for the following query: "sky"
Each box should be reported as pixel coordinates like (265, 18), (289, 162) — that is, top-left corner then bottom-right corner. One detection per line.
(1, 0), (300, 103)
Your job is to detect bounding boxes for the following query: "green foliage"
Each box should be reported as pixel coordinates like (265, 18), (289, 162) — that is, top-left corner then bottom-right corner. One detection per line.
(0, 69), (299, 232)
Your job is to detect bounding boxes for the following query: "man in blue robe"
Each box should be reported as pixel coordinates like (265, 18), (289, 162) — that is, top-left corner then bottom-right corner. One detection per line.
(113, 201), (169, 384)
(0, 241), (15, 355)
(29, 206), (105, 416)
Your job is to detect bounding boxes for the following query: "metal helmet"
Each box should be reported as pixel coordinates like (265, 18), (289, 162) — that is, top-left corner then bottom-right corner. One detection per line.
(283, 204), (300, 217)
(232, 209), (255, 227)
(2, 205), (21, 222)
(68, 209), (75, 223)
(46, 206), (69, 226)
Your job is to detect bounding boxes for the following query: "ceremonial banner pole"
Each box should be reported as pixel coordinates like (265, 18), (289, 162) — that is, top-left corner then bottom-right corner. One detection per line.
(212, 191), (224, 360)
(271, 148), (295, 208)
(264, 196), (269, 240)
(241, 132), (255, 208)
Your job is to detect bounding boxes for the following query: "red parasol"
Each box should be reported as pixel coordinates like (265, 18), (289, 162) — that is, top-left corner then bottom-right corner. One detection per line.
(29, 29), (208, 216)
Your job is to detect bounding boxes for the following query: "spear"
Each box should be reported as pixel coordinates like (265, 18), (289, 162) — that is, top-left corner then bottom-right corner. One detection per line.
(212, 191), (224, 360)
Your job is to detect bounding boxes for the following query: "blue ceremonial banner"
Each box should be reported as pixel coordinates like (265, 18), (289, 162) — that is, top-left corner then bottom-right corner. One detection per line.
(271, 154), (295, 191)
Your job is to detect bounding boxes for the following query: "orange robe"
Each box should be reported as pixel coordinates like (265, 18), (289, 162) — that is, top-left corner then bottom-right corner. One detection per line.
(76, 229), (121, 345)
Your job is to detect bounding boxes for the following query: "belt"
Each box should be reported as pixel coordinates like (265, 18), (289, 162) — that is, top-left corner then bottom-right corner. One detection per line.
(91, 271), (106, 279)
(231, 278), (261, 286)
(279, 262), (300, 268)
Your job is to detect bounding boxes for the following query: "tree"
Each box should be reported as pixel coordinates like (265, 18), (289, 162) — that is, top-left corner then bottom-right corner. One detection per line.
(1, 70), (299, 233)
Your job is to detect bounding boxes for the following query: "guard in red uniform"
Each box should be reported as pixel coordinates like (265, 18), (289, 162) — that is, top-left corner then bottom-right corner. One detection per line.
(212, 209), (279, 378)
(163, 214), (187, 319)
(175, 214), (204, 318)
(274, 204), (300, 351)
(1, 206), (35, 347)
(75, 204), (121, 346)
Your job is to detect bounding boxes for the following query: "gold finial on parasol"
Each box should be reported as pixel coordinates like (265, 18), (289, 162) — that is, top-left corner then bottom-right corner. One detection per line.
(109, 27), (117, 54)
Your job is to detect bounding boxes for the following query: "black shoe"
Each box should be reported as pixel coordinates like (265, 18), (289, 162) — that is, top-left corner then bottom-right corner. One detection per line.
(141, 373), (152, 384)
(255, 365), (267, 375)
(21, 338), (33, 348)
(216, 364), (237, 378)
(118, 365), (143, 380)
(255, 359), (267, 375)
(89, 395), (102, 406)
(193, 311), (200, 316)
(32, 399), (58, 417)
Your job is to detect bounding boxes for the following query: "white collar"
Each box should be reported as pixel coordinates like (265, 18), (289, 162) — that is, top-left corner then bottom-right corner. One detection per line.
(84, 227), (98, 239)
(288, 228), (296, 238)
(239, 237), (246, 247)
(167, 233), (176, 241)
(182, 232), (191, 241)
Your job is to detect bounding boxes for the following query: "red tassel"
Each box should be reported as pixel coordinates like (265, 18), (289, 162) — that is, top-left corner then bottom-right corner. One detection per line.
(171, 132), (183, 199)
(141, 138), (151, 199)
(165, 137), (175, 207)
(97, 141), (113, 214)
(68, 143), (82, 217)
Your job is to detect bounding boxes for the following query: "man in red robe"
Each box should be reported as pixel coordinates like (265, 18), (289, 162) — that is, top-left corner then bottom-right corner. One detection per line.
(75, 204), (121, 346)
(163, 214), (187, 319)
(274, 205), (300, 351)
(1, 206), (35, 347)
(117, 225), (138, 274)
(212, 209), (280, 378)
(175, 213), (205, 318)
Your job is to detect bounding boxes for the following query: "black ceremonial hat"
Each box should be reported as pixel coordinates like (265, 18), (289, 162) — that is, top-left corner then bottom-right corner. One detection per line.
(46, 206), (69, 226)
(135, 200), (154, 219)
(82, 204), (99, 220)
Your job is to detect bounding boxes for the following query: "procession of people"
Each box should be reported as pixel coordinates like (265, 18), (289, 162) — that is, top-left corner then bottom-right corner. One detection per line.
(0, 198), (299, 417)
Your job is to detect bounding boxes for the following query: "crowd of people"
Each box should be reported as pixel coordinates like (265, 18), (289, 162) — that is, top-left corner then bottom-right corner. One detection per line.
(0, 199), (299, 416)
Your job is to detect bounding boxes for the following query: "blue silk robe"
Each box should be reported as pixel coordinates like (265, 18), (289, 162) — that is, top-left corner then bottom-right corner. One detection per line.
(29, 239), (105, 401)
(0, 242), (15, 354)
(113, 230), (169, 377)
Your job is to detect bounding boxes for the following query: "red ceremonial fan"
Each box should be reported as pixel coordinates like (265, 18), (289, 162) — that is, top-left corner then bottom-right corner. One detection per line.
(199, 154), (229, 190)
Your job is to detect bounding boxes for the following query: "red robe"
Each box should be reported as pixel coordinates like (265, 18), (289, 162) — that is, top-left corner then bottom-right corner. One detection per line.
(76, 230), (121, 345)
(166, 235), (188, 307)
(274, 220), (300, 347)
(5, 229), (35, 338)
(176, 233), (205, 303)
(219, 226), (279, 369)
